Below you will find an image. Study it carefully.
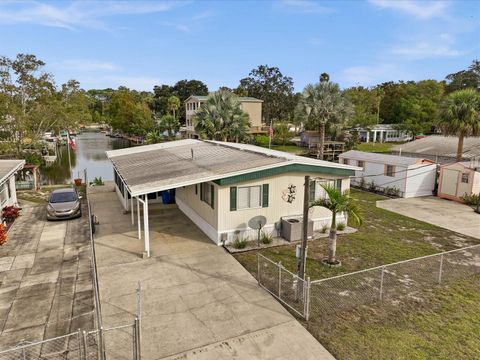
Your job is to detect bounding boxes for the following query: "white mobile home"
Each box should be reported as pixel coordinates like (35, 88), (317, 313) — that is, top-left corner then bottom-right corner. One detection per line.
(339, 150), (436, 198)
(106, 140), (358, 254)
(438, 162), (480, 203)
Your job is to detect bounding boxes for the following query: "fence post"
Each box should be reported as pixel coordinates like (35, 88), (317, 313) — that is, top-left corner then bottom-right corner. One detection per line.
(278, 261), (282, 298)
(438, 253), (444, 284)
(304, 277), (311, 321)
(82, 330), (88, 360)
(379, 266), (385, 301)
(98, 326), (105, 360)
(134, 317), (142, 360)
(257, 254), (261, 284)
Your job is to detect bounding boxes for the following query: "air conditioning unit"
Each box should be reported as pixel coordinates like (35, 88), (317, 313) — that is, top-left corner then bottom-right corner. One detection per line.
(281, 216), (313, 242)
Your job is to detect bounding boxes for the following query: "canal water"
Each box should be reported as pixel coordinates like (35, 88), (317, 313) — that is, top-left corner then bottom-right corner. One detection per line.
(42, 132), (132, 185)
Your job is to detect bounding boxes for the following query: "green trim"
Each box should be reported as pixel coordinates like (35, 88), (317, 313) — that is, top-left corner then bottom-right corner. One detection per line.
(230, 187), (237, 211)
(214, 164), (354, 186)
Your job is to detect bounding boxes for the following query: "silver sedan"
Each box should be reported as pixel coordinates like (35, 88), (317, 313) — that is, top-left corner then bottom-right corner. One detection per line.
(46, 188), (82, 220)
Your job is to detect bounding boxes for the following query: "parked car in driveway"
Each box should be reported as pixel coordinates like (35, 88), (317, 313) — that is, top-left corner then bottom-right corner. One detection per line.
(46, 188), (82, 220)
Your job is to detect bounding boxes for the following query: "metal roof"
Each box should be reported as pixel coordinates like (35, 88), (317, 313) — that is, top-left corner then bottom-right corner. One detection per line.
(340, 150), (429, 167)
(0, 160), (25, 185)
(391, 136), (480, 159)
(106, 140), (358, 196)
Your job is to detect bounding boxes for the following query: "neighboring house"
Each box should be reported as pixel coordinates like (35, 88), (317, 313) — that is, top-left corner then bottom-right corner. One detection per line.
(391, 136), (480, 164)
(106, 139), (358, 250)
(184, 95), (264, 139)
(0, 160), (25, 215)
(339, 150), (437, 198)
(352, 124), (412, 143)
(438, 161), (480, 203)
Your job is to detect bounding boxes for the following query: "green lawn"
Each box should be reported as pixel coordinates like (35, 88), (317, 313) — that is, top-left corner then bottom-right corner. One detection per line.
(356, 141), (405, 153)
(234, 190), (479, 281)
(306, 275), (480, 360)
(233, 190), (480, 359)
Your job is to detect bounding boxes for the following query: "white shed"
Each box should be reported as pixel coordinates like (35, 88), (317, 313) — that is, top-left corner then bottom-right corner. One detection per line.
(339, 150), (437, 198)
(0, 160), (25, 219)
(438, 162), (480, 203)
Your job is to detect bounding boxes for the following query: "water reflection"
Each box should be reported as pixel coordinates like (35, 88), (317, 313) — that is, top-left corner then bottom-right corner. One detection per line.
(41, 132), (132, 184)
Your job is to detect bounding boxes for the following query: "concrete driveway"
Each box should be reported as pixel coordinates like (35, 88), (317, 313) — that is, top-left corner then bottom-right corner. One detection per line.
(377, 196), (480, 239)
(89, 185), (334, 360)
(0, 204), (94, 350)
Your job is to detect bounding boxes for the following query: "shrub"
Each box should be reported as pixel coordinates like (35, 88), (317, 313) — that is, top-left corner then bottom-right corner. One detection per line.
(359, 177), (367, 189)
(261, 231), (273, 244)
(94, 177), (104, 186)
(2, 206), (20, 222)
(0, 224), (7, 246)
(462, 193), (479, 206)
(336, 222), (346, 231)
(321, 224), (328, 233)
(233, 238), (248, 249)
(254, 135), (270, 147)
(368, 181), (377, 192)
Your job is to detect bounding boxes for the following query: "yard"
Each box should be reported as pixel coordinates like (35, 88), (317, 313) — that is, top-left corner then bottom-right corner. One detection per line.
(233, 190), (480, 359)
(356, 141), (405, 153)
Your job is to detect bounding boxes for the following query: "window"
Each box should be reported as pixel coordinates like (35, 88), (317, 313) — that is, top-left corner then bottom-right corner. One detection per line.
(461, 173), (469, 183)
(230, 184), (269, 211)
(343, 158), (349, 165)
(385, 165), (395, 177)
(200, 182), (214, 208)
(357, 160), (365, 169)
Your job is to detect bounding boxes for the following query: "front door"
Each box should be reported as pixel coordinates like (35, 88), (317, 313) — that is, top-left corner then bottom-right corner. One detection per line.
(441, 169), (459, 196)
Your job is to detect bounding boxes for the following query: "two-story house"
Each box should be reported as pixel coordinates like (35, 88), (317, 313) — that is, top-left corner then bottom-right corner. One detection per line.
(184, 94), (264, 139)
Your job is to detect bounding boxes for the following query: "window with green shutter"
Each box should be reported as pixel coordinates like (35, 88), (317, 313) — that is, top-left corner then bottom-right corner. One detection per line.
(309, 180), (316, 200)
(336, 179), (342, 191)
(262, 184), (269, 207)
(210, 184), (214, 209)
(230, 187), (237, 211)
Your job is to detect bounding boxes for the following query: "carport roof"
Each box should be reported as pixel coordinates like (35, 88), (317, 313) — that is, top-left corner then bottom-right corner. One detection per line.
(106, 140), (358, 196)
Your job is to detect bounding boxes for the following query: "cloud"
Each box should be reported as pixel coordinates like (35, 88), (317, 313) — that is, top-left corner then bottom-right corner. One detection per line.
(161, 9), (214, 33)
(368, 0), (450, 20)
(390, 33), (469, 59)
(59, 59), (121, 72)
(275, 0), (333, 14)
(0, 1), (184, 30)
(340, 64), (409, 87)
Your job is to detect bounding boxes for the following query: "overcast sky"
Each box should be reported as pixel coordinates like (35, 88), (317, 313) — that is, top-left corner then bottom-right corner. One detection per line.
(1, 0), (479, 91)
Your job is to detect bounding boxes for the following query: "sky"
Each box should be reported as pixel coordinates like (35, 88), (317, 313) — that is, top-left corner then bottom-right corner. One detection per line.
(0, 0), (479, 92)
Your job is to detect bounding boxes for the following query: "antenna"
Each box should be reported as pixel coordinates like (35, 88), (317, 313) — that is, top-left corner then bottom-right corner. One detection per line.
(191, 148), (194, 160)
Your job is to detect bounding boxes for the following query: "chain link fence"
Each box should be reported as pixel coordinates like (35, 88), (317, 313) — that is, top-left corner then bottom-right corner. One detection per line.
(258, 244), (480, 321)
(0, 321), (139, 360)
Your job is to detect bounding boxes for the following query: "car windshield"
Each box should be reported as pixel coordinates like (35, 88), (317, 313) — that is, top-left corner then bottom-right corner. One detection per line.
(50, 192), (77, 203)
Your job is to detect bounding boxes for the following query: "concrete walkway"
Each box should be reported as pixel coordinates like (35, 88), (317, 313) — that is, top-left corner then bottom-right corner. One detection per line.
(377, 196), (480, 239)
(0, 204), (94, 350)
(89, 185), (334, 360)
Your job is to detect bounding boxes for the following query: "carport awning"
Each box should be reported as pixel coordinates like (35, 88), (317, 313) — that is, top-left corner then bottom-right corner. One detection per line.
(106, 139), (358, 197)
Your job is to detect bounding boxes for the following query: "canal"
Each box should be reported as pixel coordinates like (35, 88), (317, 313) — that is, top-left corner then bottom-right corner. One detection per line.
(42, 132), (132, 184)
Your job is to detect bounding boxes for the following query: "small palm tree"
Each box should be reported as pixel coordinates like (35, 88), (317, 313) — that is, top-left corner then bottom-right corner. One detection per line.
(167, 95), (181, 120)
(439, 89), (480, 161)
(158, 114), (180, 140)
(193, 90), (250, 142)
(310, 184), (362, 265)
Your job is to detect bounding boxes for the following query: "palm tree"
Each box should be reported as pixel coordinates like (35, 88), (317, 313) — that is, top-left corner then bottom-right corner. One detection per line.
(298, 81), (351, 159)
(193, 90), (250, 142)
(167, 95), (180, 120)
(439, 89), (480, 161)
(310, 184), (362, 265)
(158, 114), (180, 140)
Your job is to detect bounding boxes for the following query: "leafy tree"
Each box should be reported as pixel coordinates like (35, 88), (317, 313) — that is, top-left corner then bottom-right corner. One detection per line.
(158, 114), (180, 140)
(109, 88), (154, 135)
(239, 65), (295, 125)
(273, 122), (293, 145)
(319, 72), (330, 83)
(193, 90), (250, 142)
(344, 86), (380, 128)
(445, 60), (480, 93)
(310, 184), (362, 265)
(167, 95), (180, 120)
(439, 89), (480, 161)
(298, 81), (352, 158)
(145, 131), (162, 144)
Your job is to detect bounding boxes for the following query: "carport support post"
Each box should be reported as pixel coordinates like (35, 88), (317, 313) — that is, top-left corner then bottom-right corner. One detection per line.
(298, 176), (310, 280)
(144, 196), (150, 257)
(131, 195), (134, 225)
(137, 197), (141, 240)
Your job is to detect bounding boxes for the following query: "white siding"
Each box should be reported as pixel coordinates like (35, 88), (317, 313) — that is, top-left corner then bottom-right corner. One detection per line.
(404, 164), (437, 198)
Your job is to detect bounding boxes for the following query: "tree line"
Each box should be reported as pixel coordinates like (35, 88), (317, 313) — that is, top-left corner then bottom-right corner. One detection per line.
(1, 53), (478, 161)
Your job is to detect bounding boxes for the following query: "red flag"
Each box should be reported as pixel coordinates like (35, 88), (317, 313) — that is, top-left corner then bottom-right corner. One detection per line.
(68, 133), (76, 151)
